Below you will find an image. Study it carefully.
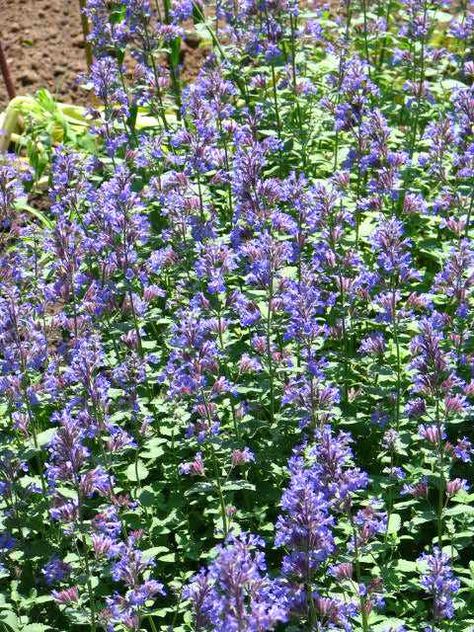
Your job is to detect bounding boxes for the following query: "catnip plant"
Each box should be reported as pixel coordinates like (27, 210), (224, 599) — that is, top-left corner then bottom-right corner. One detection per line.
(0, 0), (473, 631)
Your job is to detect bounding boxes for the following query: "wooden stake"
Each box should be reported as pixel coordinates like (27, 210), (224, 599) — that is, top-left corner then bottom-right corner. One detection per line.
(0, 40), (15, 101)
(78, 0), (93, 69)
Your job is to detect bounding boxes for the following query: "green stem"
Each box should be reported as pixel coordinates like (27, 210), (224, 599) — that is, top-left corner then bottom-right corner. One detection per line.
(143, 23), (170, 133)
(350, 513), (369, 632)
(77, 494), (97, 631)
(464, 185), (474, 237)
(210, 444), (229, 536)
(200, 389), (229, 535)
(266, 272), (275, 423)
(435, 399), (445, 546)
(338, 274), (349, 406)
(270, 63), (282, 143)
(378, 0), (392, 69)
(148, 614), (159, 632)
(289, 13), (307, 169)
(409, 1), (428, 157)
(392, 285), (401, 431)
(361, 0), (371, 74)
(163, 0), (182, 116)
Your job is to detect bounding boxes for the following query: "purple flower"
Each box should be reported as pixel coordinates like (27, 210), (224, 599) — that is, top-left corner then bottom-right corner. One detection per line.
(401, 477), (429, 498)
(180, 452), (206, 476)
(409, 316), (457, 399)
(52, 586), (79, 605)
(161, 308), (219, 398)
(282, 372), (339, 428)
(231, 447), (255, 467)
(0, 532), (15, 552)
(275, 425), (368, 603)
(241, 232), (292, 289)
(352, 502), (387, 548)
(445, 478), (468, 497)
(434, 240), (474, 310)
(282, 274), (328, 350)
(92, 533), (120, 559)
(0, 156), (28, 227)
(359, 332), (386, 356)
(329, 562), (354, 580)
(92, 506), (122, 538)
(43, 557), (72, 585)
(79, 466), (112, 498)
(313, 594), (357, 631)
(104, 531), (165, 626)
(275, 454), (335, 578)
(195, 241), (238, 294)
(127, 579), (165, 606)
(185, 533), (289, 631)
(418, 548), (460, 620)
(307, 426), (369, 507)
(418, 424), (446, 444)
(371, 217), (419, 283)
(453, 437), (473, 462)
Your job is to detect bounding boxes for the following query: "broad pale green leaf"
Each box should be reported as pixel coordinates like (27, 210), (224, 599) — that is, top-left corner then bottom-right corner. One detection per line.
(125, 460), (149, 482)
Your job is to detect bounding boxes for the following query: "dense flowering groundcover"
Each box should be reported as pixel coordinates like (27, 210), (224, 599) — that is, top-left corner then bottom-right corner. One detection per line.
(1, 0), (474, 630)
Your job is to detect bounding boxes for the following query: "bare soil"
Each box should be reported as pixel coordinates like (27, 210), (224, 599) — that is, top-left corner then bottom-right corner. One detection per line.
(0, 0), (87, 109)
(0, 0), (207, 111)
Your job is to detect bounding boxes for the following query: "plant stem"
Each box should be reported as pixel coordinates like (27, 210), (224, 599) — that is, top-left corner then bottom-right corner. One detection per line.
(378, 0), (392, 69)
(200, 389), (229, 535)
(148, 614), (159, 632)
(210, 443), (228, 536)
(391, 285), (401, 431)
(435, 398), (445, 546)
(266, 270), (275, 423)
(289, 12), (307, 169)
(143, 23), (170, 133)
(409, 0), (428, 157)
(361, 0), (371, 75)
(338, 273), (349, 406)
(163, 0), (183, 116)
(350, 513), (369, 632)
(270, 62), (282, 143)
(464, 185), (474, 237)
(77, 492), (97, 631)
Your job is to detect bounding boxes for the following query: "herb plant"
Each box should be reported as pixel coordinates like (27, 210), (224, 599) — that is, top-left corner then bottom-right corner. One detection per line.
(0, 1), (474, 631)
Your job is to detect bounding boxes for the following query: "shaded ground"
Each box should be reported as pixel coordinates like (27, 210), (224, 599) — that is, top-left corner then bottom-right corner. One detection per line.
(0, 0), (208, 111)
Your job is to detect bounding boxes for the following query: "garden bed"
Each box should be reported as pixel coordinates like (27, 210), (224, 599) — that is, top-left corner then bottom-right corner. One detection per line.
(0, 2), (473, 632)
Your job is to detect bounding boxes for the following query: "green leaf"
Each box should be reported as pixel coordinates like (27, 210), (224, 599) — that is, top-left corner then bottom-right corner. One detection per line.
(158, 552), (176, 563)
(139, 488), (162, 507)
(141, 438), (166, 461)
(445, 504), (474, 517)
(222, 481), (256, 493)
(125, 460), (149, 482)
(35, 428), (56, 448)
(142, 546), (165, 562)
(387, 514), (401, 535)
(371, 619), (407, 632)
(0, 611), (19, 632)
(14, 202), (53, 230)
(396, 559), (418, 573)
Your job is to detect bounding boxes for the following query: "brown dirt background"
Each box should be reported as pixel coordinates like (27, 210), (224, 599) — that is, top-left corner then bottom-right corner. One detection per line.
(0, 0), (208, 111)
(0, 0), (87, 109)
